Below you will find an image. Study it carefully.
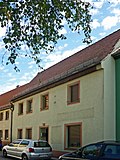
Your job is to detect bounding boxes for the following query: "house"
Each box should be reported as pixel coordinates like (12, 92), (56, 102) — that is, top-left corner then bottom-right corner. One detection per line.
(0, 29), (120, 157)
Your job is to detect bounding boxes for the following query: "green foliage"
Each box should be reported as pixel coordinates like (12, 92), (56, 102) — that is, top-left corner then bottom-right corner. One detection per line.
(0, 0), (92, 70)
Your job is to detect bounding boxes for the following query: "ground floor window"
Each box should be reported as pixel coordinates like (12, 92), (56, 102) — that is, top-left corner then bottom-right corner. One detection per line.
(39, 127), (49, 142)
(0, 130), (3, 140)
(5, 129), (9, 140)
(18, 129), (23, 139)
(26, 128), (32, 139)
(64, 122), (82, 149)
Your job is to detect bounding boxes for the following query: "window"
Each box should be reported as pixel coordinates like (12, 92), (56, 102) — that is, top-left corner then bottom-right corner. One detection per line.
(0, 130), (3, 140)
(41, 93), (49, 110)
(103, 144), (120, 156)
(20, 140), (29, 147)
(5, 130), (9, 140)
(26, 99), (33, 113)
(67, 82), (80, 104)
(82, 144), (102, 158)
(5, 111), (9, 120)
(39, 127), (48, 141)
(65, 123), (82, 149)
(0, 112), (3, 121)
(18, 103), (23, 115)
(18, 129), (23, 139)
(26, 128), (32, 139)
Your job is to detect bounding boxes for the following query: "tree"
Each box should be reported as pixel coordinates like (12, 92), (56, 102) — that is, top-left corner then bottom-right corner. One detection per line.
(0, 0), (92, 71)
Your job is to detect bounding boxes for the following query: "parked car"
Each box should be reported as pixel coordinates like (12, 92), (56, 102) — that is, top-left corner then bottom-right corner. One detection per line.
(59, 140), (120, 160)
(2, 139), (52, 160)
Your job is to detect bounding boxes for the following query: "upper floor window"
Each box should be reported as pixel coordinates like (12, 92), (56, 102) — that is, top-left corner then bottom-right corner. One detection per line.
(67, 81), (80, 105)
(5, 111), (9, 120)
(0, 112), (3, 121)
(26, 99), (33, 113)
(41, 93), (49, 111)
(18, 103), (23, 115)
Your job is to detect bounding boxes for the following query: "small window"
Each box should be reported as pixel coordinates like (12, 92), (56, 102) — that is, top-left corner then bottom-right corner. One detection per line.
(26, 128), (32, 139)
(18, 103), (23, 115)
(26, 99), (33, 113)
(0, 112), (3, 121)
(65, 123), (82, 149)
(41, 93), (49, 110)
(17, 129), (23, 139)
(5, 130), (9, 140)
(5, 111), (9, 120)
(67, 82), (80, 105)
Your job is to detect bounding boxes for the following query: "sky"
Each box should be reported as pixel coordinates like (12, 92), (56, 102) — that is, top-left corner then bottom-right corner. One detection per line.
(0, 0), (120, 95)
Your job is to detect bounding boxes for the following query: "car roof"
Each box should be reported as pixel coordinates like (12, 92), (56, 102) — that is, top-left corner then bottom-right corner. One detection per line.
(96, 140), (120, 145)
(16, 139), (47, 142)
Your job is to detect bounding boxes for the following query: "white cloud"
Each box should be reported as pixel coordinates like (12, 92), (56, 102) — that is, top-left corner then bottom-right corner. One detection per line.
(101, 16), (119, 30)
(91, 19), (100, 29)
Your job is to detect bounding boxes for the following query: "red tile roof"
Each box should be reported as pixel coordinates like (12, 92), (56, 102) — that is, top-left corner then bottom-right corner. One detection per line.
(30, 29), (120, 86)
(0, 29), (120, 107)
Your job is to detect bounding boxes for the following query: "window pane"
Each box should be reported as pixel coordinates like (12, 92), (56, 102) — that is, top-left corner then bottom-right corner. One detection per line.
(0, 130), (3, 140)
(41, 94), (49, 110)
(71, 84), (79, 102)
(67, 125), (81, 148)
(27, 100), (32, 113)
(18, 129), (22, 139)
(26, 128), (32, 139)
(18, 103), (23, 115)
(0, 113), (3, 121)
(5, 130), (8, 140)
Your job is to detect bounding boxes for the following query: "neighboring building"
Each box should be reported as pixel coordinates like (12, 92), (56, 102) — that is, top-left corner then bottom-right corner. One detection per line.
(112, 39), (120, 141)
(0, 84), (29, 145)
(0, 29), (120, 157)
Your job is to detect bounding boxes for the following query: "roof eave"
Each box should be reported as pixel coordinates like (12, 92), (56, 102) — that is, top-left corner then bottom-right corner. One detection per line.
(11, 62), (101, 103)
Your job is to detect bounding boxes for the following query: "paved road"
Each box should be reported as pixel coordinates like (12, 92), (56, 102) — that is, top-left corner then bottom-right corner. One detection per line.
(0, 151), (58, 160)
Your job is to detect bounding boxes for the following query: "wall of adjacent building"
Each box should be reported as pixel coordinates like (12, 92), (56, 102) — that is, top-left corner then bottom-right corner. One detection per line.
(12, 69), (106, 152)
(115, 58), (120, 140)
(102, 54), (116, 140)
(0, 109), (11, 145)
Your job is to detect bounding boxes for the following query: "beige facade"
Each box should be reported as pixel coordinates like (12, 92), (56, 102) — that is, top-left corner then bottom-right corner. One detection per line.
(0, 109), (11, 145)
(12, 68), (107, 152)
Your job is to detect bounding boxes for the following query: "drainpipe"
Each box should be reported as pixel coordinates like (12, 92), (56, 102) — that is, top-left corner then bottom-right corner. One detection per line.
(10, 103), (14, 143)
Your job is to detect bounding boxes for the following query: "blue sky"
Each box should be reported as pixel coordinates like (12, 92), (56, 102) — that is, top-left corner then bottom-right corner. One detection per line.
(0, 0), (120, 94)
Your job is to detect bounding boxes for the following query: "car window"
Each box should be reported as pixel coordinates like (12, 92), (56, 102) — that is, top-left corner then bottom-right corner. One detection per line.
(82, 144), (102, 158)
(34, 141), (50, 147)
(19, 140), (29, 147)
(103, 144), (120, 156)
(9, 140), (21, 147)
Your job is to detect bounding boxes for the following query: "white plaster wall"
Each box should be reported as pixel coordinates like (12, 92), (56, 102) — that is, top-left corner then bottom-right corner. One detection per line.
(102, 54), (116, 140)
(13, 70), (104, 151)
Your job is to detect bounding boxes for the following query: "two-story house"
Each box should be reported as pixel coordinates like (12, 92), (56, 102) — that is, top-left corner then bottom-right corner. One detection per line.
(0, 29), (120, 157)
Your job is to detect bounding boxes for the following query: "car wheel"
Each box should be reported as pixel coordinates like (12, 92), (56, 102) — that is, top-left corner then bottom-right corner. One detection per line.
(3, 150), (7, 157)
(22, 154), (28, 160)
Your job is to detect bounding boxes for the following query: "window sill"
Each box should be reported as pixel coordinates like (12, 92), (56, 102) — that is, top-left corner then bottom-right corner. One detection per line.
(18, 113), (23, 116)
(40, 107), (49, 111)
(67, 100), (80, 105)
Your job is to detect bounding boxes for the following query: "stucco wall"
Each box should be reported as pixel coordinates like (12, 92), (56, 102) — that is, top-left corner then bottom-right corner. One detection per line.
(12, 69), (105, 151)
(102, 54), (116, 140)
